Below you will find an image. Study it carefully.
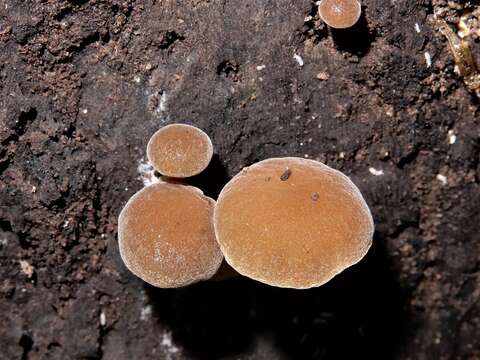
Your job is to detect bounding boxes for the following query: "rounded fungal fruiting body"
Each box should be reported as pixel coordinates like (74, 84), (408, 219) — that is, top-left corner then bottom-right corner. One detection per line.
(318, 0), (361, 29)
(118, 183), (223, 288)
(214, 157), (374, 289)
(147, 124), (213, 178)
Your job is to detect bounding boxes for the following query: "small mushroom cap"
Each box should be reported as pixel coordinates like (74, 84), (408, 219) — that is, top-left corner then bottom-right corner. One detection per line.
(214, 157), (374, 289)
(118, 183), (223, 288)
(147, 124), (213, 178)
(318, 0), (361, 29)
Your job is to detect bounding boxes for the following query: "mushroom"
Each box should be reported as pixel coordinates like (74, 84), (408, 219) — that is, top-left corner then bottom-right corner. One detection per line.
(318, 0), (362, 29)
(147, 124), (213, 178)
(118, 182), (223, 288)
(213, 157), (374, 289)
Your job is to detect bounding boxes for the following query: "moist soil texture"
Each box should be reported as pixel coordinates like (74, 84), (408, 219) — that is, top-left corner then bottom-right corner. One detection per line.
(1, 0), (480, 359)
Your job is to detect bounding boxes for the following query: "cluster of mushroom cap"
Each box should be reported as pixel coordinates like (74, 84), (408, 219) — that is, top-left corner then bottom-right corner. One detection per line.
(118, 124), (374, 290)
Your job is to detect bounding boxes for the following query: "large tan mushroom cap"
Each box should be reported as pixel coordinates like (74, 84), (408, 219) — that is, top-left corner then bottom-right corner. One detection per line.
(118, 183), (223, 288)
(318, 0), (361, 29)
(214, 157), (374, 289)
(147, 124), (213, 178)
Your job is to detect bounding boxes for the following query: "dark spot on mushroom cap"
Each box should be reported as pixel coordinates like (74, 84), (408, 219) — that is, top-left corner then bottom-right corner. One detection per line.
(280, 169), (292, 181)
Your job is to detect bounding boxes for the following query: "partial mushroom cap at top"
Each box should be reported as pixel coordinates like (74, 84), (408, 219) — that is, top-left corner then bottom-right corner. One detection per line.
(118, 182), (223, 288)
(214, 157), (374, 289)
(147, 124), (213, 178)
(318, 0), (361, 29)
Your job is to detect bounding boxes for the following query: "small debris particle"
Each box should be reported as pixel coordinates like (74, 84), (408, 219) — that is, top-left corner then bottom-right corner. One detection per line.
(280, 169), (292, 181)
(436, 174), (448, 185)
(140, 305), (152, 321)
(369, 167), (384, 176)
(424, 52), (432, 68)
(19, 260), (34, 278)
(100, 312), (106, 326)
(415, 23), (421, 33)
(81, 108), (88, 114)
(458, 16), (470, 38)
(339, 152), (345, 159)
(458, 29), (469, 39)
(316, 71), (330, 81)
(448, 130), (456, 145)
(293, 54), (304, 67)
(133, 75), (141, 83)
(137, 158), (160, 187)
(161, 331), (180, 354)
(311, 192), (319, 201)
(256, 64), (266, 71)
(265, 176), (271, 182)
(158, 92), (168, 113)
